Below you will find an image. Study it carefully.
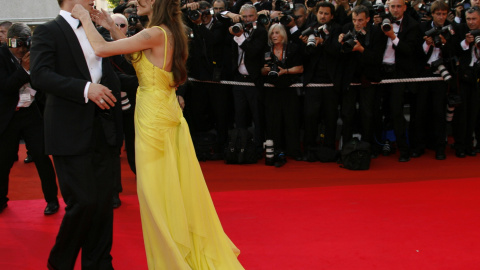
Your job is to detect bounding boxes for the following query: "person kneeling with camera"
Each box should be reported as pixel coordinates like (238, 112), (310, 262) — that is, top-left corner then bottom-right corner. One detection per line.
(410, 0), (456, 160)
(261, 23), (304, 163)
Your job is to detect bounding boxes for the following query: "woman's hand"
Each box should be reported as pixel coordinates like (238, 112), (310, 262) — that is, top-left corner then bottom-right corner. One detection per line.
(92, 8), (115, 31)
(71, 4), (90, 22)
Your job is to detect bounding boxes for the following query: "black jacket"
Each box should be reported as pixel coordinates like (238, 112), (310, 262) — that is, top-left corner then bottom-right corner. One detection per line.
(0, 44), (37, 135)
(30, 15), (122, 155)
(340, 23), (386, 87)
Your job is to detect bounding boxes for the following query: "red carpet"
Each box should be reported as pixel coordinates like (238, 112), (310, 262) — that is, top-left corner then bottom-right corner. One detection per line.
(1, 145), (480, 269)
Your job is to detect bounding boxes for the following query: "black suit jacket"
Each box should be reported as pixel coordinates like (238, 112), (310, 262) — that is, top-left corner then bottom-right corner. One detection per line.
(381, 14), (423, 77)
(302, 22), (342, 86)
(232, 24), (268, 86)
(340, 23), (386, 87)
(419, 20), (456, 66)
(30, 15), (121, 156)
(0, 44), (38, 136)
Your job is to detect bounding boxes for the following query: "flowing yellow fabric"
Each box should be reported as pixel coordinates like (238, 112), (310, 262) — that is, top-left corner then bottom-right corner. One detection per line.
(133, 26), (244, 270)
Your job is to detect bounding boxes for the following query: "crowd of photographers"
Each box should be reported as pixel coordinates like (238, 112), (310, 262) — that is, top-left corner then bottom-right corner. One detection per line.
(176, 0), (480, 165)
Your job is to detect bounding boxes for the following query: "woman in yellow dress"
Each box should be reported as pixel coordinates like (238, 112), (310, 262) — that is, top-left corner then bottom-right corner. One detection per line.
(72, 1), (244, 269)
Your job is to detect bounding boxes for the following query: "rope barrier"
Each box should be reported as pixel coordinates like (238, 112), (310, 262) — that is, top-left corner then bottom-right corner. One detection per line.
(187, 76), (444, 87)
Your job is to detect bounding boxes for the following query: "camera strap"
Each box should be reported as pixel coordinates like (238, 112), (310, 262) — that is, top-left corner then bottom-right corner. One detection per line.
(270, 45), (287, 65)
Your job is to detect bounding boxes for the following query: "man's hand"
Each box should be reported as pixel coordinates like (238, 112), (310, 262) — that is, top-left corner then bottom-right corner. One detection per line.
(424, 35), (434, 46)
(21, 51), (30, 71)
(338, 33), (345, 44)
(352, 40), (364, 53)
(383, 27), (396, 40)
(465, 33), (474, 46)
(88, 83), (117, 110)
(226, 12), (242, 23)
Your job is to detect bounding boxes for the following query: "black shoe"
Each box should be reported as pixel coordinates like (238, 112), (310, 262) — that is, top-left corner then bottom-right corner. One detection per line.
(466, 149), (477, 157)
(455, 150), (466, 158)
(44, 201), (59, 215)
(410, 149), (424, 158)
(24, 155), (34, 163)
(113, 196), (122, 209)
(0, 202), (7, 213)
(435, 149), (446, 160)
(398, 153), (410, 162)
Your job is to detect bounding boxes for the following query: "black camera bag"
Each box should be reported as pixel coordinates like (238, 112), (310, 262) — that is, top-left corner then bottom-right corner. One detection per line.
(224, 128), (258, 164)
(340, 138), (371, 170)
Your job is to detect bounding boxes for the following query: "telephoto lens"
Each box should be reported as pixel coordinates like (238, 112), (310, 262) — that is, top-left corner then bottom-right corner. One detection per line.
(381, 18), (391, 32)
(232, 23), (243, 34)
(264, 140), (275, 166)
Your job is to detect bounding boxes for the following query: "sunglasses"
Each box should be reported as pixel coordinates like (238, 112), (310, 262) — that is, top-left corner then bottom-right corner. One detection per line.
(116, 23), (127, 28)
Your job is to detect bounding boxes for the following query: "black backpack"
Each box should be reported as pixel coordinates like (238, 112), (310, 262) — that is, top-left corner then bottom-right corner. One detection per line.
(224, 128), (258, 164)
(340, 138), (371, 170)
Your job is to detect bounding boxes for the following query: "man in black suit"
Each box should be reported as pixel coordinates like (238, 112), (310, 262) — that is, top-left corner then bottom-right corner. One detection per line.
(376, 0), (422, 162)
(338, 5), (386, 154)
(410, 0), (455, 160)
(301, 2), (342, 160)
(229, 4), (268, 153)
(30, 0), (121, 269)
(0, 23), (59, 215)
(452, 7), (480, 157)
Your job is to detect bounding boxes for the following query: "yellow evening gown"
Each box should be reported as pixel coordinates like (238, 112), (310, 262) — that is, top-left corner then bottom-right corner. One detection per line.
(132, 26), (245, 270)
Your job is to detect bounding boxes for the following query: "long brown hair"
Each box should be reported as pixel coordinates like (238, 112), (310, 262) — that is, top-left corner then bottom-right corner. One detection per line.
(143, 0), (188, 86)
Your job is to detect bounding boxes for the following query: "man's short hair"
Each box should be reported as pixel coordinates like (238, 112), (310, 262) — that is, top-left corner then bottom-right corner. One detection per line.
(466, 6), (480, 16)
(240, 4), (257, 14)
(293, 3), (307, 13)
(7, 23), (31, 39)
(352, 5), (369, 18)
(0, 21), (12, 28)
(431, 0), (449, 14)
(57, 0), (63, 7)
(213, 0), (227, 8)
(315, 2), (335, 15)
(198, 1), (212, 10)
(111, 14), (128, 25)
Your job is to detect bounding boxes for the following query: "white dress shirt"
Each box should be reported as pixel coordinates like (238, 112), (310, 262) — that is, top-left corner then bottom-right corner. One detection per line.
(60, 10), (102, 103)
(382, 18), (402, 64)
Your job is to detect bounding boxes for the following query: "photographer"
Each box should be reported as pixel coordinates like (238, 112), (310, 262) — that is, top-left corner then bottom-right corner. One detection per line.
(123, 1), (145, 37)
(0, 23), (59, 214)
(410, 0), (455, 160)
(375, 0), (422, 162)
(261, 23), (304, 160)
(338, 6), (386, 154)
(451, 7), (480, 157)
(300, 2), (342, 161)
(229, 4), (269, 155)
(183, 1), (232, 159)
(335, 0), (373, 26)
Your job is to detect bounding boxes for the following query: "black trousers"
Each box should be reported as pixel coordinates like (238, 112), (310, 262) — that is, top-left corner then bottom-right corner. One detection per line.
(409, 71), (447, 152)
(232, 75), (265, 150)
(123, 111), (136, 174)
(264, 86), (302, 157)
(452, 73), (480, 152)
(188, 81), (231, 151)
(303, 84), (340, 149)
(0, 105), (58, 205)
(375, 68), (411, 155)
(341, 83), (377, 145)
(48, 117), (115, 270)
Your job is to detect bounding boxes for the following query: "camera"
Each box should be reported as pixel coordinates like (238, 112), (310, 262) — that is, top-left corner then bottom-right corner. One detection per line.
(418, 3), (432, 16)
(232, 21), (257, 34)
(470, 29), (480, 48)
(258, 14), (270, 26)
(264, 52), (280, 78)
(451, 0), (465, 11)
(7, 37), (31, 51)
(128, 14), (140, 26)
(301, 24), (329, 50)
(341, 29), (365, 53)
(373, 3), (393, 32)
(425, 25), (453, 48)
(264, 140), (275, 166)
(446, 93), (462, 122)
(430, 58), (452, 81)
(189, 8), (214, 21)
(274, 0), (293, 11)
